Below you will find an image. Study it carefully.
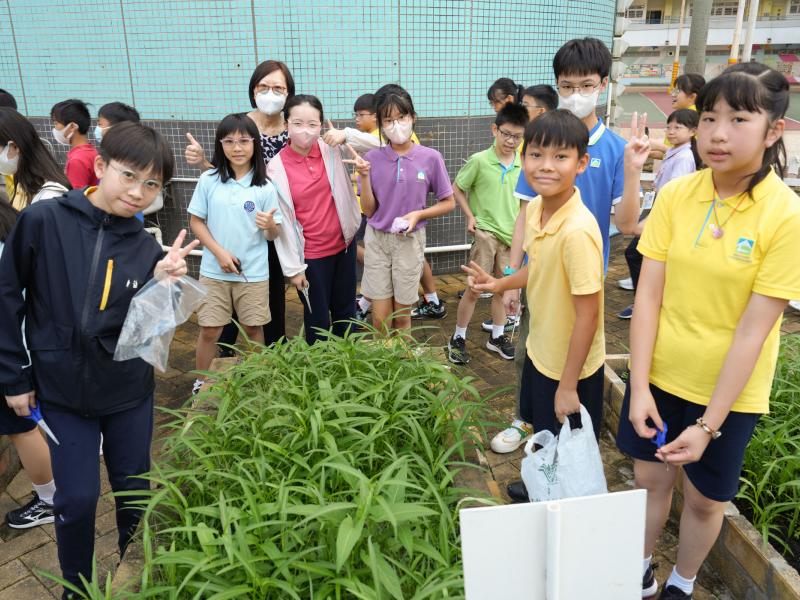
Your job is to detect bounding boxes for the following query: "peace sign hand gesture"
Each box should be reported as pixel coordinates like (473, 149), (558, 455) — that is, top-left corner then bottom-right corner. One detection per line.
(342, 143), (370, 176)
(154, 229), (200, 280)
(624, 111), (650, 174)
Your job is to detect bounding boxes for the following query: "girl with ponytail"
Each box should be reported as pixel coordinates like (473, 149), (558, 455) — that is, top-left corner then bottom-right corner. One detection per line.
(487, 78), (523, 113)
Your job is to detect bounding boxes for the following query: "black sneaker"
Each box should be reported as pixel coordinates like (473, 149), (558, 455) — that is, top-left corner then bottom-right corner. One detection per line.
(355, 305), (369, 322)
(481, 316), (519, 333)
(657, 585), (692, 599)
(486, 334), (514, 360)
(447, 336), (470, 364)
(642, 563), (658, 598)
(618, 304), (634, 319)
(411, 299), (447, 320)
(6, 493), (54, 529)
(506, 480), (528, 503)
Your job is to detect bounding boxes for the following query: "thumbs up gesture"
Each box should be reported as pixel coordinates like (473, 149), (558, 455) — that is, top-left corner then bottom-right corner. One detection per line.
(322, 119), (347, 147)
(185, 132), (206, 166)
(255, 208), (278, 231)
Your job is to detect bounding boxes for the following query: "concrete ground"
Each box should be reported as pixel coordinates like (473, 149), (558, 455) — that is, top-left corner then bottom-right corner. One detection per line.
(1, 234), (798, 598)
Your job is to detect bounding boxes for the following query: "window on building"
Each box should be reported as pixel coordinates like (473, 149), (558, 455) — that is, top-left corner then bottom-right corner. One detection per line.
(626, 4), (645, 19)
(710, 1), (742, 16)
(789, 0), (800, 15)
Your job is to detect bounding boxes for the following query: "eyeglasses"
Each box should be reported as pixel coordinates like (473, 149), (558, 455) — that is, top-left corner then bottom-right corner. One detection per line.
(521, 102), (544, 111)
(497, 128), (523, 143)
(221, 137), (254, 148)
(557, 82), (602, 97)
(255, 84), (287, 96)
(288, 120), (321, 129)
(666, 124), (689, 133)
(382, 115), (412, 129)
(109, 163), (162, 193)
(353, 111), (375, 120)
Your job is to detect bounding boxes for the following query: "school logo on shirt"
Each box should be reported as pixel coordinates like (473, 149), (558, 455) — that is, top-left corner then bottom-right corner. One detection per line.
(243, 200), (256, 213)
(732, 237), (755, 262)
(417, 170), (426, 181)
(590, 158), (602, 168)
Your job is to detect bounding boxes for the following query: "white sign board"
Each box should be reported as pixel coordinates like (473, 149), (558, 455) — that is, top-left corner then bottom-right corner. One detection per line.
(460, 489), (646, 599)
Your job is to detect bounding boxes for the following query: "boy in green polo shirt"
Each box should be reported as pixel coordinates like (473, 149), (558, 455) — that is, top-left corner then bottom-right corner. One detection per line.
(448, 103), (528, 364)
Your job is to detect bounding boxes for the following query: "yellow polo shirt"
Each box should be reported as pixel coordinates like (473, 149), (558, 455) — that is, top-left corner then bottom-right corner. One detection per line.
(638, 168), (800, 413)
(524, 188), (605, 380)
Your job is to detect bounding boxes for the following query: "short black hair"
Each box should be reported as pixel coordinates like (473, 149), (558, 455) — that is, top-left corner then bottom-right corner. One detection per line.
(523, 85), (558, 111)
(487, 78), (522, 103)
(50, 99), (91, 134)
(0, 89), (17, 110)
(674, 73), (705, 98)
(522, 109), (589, 157)
(553, 37), (612, 80)
(353, 93), (375, 113)
(495, 103), (529, 129)
(374, 84), (416, 142)
(284, 94), (324, 123)
(98, 102), (140, 125)
(248, 60), (295, 109)
(210, 113), (267, 186)
(99, 122), (174, 182)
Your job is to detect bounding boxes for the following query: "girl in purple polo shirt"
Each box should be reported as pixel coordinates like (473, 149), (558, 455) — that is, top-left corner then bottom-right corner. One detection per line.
(357, 85), (455, 332)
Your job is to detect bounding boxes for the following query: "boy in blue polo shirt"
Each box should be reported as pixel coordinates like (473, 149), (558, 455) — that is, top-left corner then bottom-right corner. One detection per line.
(492, 38), (640, 470)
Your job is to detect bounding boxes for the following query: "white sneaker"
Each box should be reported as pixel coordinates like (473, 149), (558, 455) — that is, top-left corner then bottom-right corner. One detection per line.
(618, 277), (634, 291)
(490, 420), (533, 454)
(789, 300), (800, 312)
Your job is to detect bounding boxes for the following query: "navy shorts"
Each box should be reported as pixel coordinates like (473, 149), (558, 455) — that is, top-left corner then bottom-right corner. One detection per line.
(356, 214), (368, 242)
(519, 355), (605, 440)
(616, 383), (761, 502)
(0, 396), (37, 435)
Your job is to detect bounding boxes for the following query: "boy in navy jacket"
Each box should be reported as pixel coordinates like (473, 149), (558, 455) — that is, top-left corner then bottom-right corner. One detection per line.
(0, 122), (197, 596)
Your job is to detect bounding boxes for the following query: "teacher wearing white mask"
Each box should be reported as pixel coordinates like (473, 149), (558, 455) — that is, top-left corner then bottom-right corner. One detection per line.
(185, 60), (294, 347)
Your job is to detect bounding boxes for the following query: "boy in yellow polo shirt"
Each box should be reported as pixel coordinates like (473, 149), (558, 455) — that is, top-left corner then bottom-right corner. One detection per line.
(463, 109), (605, 439)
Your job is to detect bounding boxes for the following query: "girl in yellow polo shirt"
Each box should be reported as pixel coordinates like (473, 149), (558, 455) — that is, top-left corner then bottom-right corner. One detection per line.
(617, 63), (800, 600)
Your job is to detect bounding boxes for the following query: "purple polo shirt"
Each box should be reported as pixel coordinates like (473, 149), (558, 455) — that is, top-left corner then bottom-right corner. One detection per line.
(365, 144), (453, 232)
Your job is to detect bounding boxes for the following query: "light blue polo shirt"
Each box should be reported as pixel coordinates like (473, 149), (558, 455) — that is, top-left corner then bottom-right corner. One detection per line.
(515, 119), (625, 272)
(188, 169), (282, 282)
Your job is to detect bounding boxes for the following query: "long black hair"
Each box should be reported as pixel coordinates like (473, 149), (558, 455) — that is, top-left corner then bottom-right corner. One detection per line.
(210, 113), (266, 186)
(0, 107), (70, 206)
(667, 108), (701, 169)
(696, 62), (788, 196)
(0, 193), (17, 243)
(487, 78), (523, 105)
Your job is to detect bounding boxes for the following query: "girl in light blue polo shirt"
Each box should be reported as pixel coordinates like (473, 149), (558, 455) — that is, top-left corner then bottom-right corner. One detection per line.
(188, 113), (282, 394)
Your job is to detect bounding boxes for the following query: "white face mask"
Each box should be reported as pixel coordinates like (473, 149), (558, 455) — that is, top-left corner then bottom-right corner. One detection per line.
(558, 90), (600, 119)
(94, 125), (106, 144)
(255, 90), (286, 116)
(0, 144), (18, 176)
(382, 119), (414, 145)
(52, 126), (72, 146)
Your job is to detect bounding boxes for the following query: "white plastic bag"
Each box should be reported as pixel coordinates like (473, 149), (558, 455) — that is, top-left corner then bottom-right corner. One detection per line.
(519, 404), (607, 502)
(556, 404), (608, 499)
(521, 430), (562, 502)
(114, 276), (206, 372)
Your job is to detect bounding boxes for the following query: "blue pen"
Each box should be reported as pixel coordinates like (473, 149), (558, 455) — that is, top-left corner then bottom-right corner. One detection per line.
(24, 405), (60, 445)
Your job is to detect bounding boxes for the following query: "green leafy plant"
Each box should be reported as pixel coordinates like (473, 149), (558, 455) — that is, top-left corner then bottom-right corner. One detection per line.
(73, 331), (493, 599)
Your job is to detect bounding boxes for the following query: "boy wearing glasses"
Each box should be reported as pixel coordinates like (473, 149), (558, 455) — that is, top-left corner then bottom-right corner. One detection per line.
(447, 103), (529, 364)
(0, 122), (198, 596)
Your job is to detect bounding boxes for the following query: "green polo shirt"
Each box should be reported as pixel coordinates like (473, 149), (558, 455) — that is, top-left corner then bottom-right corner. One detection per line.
(454, 144), (521, 246)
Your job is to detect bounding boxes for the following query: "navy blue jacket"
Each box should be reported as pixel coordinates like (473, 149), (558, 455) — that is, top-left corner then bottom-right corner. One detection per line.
(0, 190), (164, 416)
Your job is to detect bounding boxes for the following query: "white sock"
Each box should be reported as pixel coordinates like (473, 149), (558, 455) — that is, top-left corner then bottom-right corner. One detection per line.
(491, 324), (505, 338)
(666, 566), (695, 594)
(454, 325), (467, 340)
(642, 555), (652, 577)
(193, 378), (204, 389)
(358, 297), (371, 312)
(33, 480), (56, 505)
(424, 292), (439, 304)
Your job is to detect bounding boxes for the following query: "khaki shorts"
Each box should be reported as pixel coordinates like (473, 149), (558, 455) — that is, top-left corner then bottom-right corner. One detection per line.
(361, 225), (425, 306)
(469, 228), (510, 276)
(197, 276), (271, 327)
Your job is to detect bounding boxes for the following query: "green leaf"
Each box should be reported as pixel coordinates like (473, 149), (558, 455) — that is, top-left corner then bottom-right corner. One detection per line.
(335, 514), (364, 572)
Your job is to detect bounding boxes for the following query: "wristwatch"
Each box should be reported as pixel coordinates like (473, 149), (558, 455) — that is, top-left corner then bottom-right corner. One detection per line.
(503, 266), (517, 276)
(695, 418), (722, 440)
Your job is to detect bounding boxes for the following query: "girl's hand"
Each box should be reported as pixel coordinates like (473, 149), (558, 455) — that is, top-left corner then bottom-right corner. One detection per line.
(255, 208), (278, 230)
(342, 144), (371, 176)
(289, 273), (309, 292)
(503, 289), (520, 315)
(628, 384), (664, 440)
(624, 111), (650, 173)
(154, 229), (200, 280)
(399, 210), (422, 234)
(6, 391), (35, 418)
(185, 133), (206, 166)
(656, 425), (711, 466)
(322, 120), (347, 147)
(555, 387), (580, 423)
(461, 260), (498, 294)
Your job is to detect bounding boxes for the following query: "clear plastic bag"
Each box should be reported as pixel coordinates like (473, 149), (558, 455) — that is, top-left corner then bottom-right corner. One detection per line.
(114, 276), (207, 372)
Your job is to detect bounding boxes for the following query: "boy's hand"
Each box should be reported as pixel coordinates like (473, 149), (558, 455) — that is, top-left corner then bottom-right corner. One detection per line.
(185, 133), (206, 166)
(322, 120), (347, 147)
(624, 112), (650, 173)
(629, 384), (665, 440)
(554, 386), (580, 423)
(155, 229), (200, 280)
(461, 260), (498, 293)
(342, 144), (371, 176)
(6, 391), (35, 418)
(214, 249), (241, 275)
(399, 210), (422, 234)
(255, 208), (278, 230)
(466, 216), (477, 234)
(289, 273), (309, 292)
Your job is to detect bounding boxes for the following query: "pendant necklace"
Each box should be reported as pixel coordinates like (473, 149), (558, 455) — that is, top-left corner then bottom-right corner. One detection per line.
(709, 188), (748, 239)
